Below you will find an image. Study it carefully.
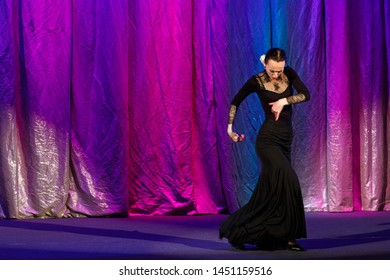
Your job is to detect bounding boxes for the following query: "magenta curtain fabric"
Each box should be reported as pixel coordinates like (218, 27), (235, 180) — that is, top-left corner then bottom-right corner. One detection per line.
(0, 0), (389, 218)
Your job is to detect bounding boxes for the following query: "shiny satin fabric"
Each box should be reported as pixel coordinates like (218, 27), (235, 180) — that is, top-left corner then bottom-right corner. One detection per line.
(0, 1), (129, 218)
(0, 0), (389, 218)
(1, 0), (73, 218)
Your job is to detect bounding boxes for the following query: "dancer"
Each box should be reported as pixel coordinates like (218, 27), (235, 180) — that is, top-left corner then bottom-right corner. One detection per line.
(219, 48), (310, 251)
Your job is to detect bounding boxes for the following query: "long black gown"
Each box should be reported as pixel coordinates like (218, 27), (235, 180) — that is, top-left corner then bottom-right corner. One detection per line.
(219, 66), (310, 249)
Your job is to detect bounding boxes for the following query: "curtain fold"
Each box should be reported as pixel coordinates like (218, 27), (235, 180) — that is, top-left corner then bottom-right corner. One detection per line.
(286, 0), (327, 211)
(69, 0), (130, 216)
(324, 0), (354, 211)
(0, 0), (389, 218)
(0, 0), (20, 217)
(1, 0), (72, 217)
(385, 0), (390, 211)
(127, 0), (202, 215)
(345, 0), (389, 211)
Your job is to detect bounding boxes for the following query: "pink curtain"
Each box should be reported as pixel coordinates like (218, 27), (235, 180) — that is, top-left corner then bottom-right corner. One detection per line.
(0, 0), (389, 218)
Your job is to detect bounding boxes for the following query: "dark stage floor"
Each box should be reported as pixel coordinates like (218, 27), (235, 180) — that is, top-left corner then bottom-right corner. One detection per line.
(0, 212), (389, 260)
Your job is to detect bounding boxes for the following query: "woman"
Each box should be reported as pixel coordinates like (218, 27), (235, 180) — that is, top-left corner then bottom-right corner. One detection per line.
(219, 48), (310, 251)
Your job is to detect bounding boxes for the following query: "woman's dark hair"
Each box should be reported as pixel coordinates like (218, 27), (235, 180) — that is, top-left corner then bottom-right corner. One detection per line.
(265, 48), (286, 63)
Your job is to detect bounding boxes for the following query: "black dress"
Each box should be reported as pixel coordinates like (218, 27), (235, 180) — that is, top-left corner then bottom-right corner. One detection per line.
(219, 66), (310, 249)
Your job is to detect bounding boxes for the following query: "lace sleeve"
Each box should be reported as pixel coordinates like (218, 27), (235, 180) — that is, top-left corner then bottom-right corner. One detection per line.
(284, 66), (310, 105)
(286, 93), (307, 104)
(228, 105), (237, 125)
(228, 77), (259, 125)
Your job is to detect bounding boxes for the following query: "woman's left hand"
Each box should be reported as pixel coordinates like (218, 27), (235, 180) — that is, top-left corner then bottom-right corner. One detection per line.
(268, 98), (288, 121)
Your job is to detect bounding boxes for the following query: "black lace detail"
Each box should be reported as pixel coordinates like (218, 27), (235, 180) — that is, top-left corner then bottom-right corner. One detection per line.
(263, 72), (271, 83)
(255, 74), (264, 90)
(259, 72), (289, 94)
(228, 105), (237, 124)
(286, 93), (307, 104)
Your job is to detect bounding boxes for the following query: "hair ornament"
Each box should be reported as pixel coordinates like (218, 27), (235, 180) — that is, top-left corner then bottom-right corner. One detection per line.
(260, 54), (266, 66)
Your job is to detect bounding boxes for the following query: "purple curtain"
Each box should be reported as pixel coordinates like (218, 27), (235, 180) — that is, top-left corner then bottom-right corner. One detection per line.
(0, 0), (389, 218)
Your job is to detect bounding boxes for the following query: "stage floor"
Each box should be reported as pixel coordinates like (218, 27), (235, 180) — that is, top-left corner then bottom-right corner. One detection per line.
(0, 212), (389, 260)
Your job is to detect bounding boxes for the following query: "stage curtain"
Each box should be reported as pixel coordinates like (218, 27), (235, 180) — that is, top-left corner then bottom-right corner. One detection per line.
(0, 0), (389, 218)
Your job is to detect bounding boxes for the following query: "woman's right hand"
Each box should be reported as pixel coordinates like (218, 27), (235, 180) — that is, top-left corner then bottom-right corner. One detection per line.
(227, 125), (245, 142)
(228, 132), (245, 142)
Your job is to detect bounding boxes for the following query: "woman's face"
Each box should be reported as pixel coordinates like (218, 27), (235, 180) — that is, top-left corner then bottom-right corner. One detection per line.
(265, 59), (285, 80)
